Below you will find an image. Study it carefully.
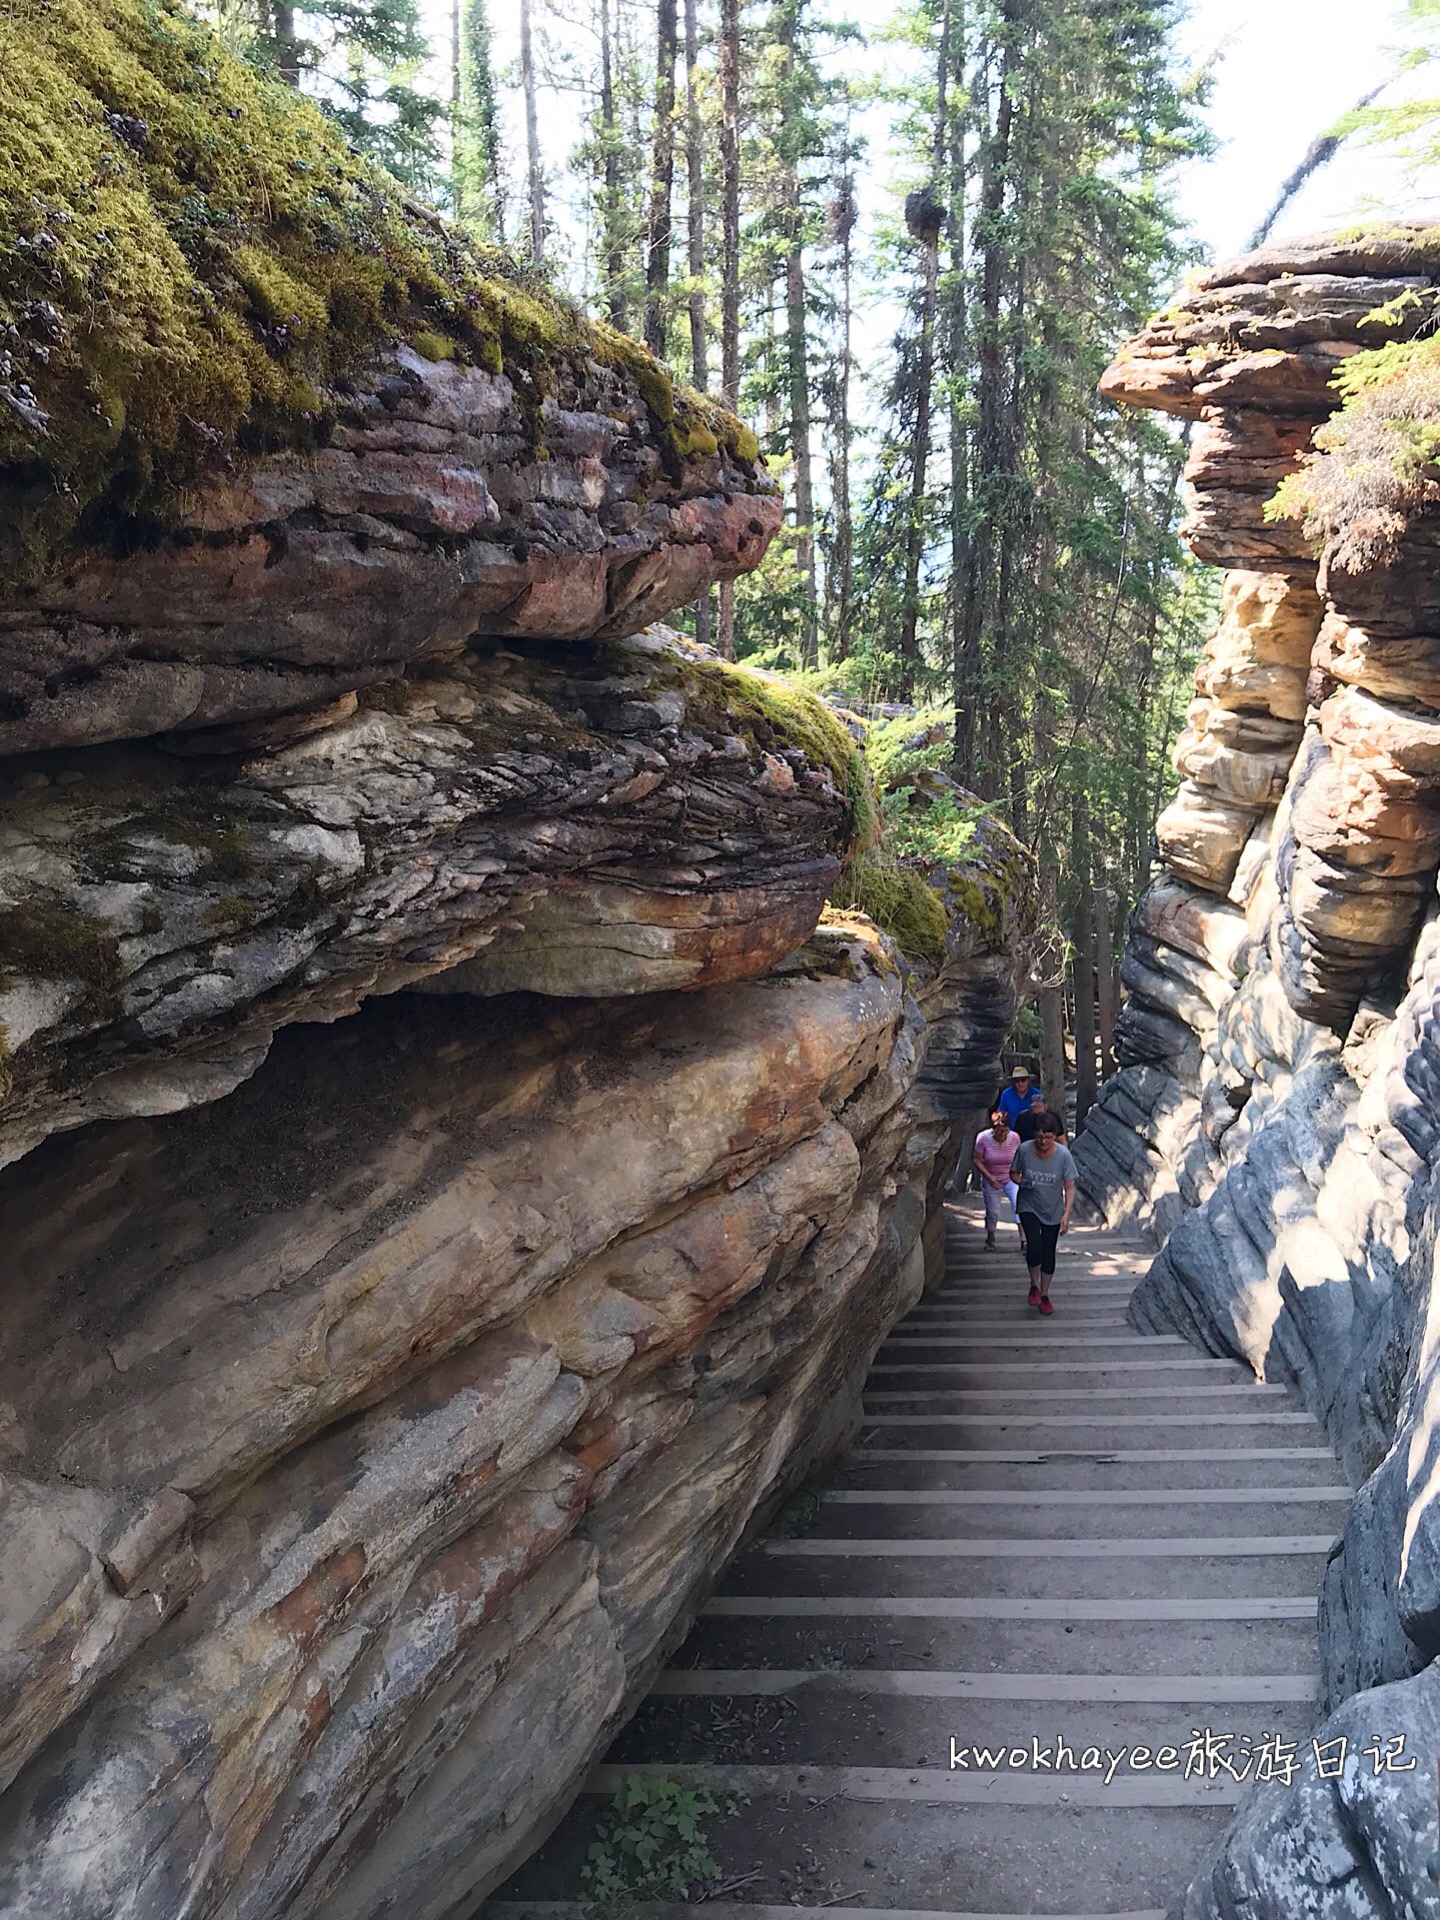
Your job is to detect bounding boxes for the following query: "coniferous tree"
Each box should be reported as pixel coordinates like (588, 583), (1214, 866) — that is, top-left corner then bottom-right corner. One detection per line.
(520, 0), (546, 264)
(644, 0), (680, 356)
(205, 0), (444, 184)
(717, 0), (743, 659)
(453, 0), (505, 240)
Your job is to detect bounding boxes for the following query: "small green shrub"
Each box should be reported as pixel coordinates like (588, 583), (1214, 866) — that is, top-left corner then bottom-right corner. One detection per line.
(581, 1774), (740, 1914)
(1266, 330), (1440, 572)
(863, 706), (954, 792)
(828, 848), (949, 966)
(882, 786), (982, 868)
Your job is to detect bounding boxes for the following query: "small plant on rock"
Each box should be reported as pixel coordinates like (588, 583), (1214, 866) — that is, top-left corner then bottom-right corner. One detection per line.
(581, 1773), (742, 1914)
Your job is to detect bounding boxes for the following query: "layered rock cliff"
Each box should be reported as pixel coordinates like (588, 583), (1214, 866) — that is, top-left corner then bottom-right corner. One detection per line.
(0, 7), (1031, 1916)
(1076, 225), (1440, 1912)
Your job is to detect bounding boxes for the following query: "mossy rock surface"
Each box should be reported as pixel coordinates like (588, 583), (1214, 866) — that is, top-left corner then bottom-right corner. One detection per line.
(648, 642), (877, 856)
(827, 851), (949, 966)
(0, 0), (757, 583)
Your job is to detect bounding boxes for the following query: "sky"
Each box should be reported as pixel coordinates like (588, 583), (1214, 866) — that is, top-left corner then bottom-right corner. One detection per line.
(1168, 0), (1426, 260)
(431, 0), (1429, 279)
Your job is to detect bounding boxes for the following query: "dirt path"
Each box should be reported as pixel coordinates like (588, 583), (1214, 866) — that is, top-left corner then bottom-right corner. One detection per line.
(490, 1196), (1342, 1919)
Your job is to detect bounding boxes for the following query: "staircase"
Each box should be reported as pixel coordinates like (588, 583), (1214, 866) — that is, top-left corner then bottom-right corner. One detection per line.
(490, 1197), (1344, 1919)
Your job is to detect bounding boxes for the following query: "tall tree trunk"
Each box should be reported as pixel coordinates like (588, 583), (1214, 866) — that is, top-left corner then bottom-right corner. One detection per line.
(1072, 793), (1098, 1133)
(644, 0), (679, 358)
(600, 0), (625, 328)
(685, 0), (713, 649)
(520, 0), (545, 266)
(463, 0), (506, 244)
(775, 1), (818, 669)
(785, 247), (818, 666)
(829, 158), (856, 662)
(947, 13), (971, 780)
(716, 0), (742, 661)
(684, 0), (708, 390)
(954, 5), (1020, 778)
(273, 2), (300, 84)
(896, 0), (951, 698)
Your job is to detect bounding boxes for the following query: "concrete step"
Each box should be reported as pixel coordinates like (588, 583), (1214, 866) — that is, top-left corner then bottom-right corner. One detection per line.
(489, 1198), (1342, 1920)
(703, 1595), (1317, 1621)
(855, 1414), (1326, 1444)
(861, 1389), (1296, 1415)
(679, 1610), (1320, 1677)
(718, 1549), (1331, 1600)
(834, 1448), (1344, 1491)
(804, 1491), (1349, 1541)
(605, 1692), (1316, 1771)
(586, 1760), (1250, 1809)
(498, 1796), (1232, 1912)
(877, 1340), (1195, 1362)
(651, 1669), (1318, 1703)
(868, 1361), (1248, 1379)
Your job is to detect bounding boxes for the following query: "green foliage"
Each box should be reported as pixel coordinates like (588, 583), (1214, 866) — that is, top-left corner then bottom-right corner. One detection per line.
(827, 847), (949, 964)
(451, 0), (504, 241)
(882, 784), (980, 869)
(864, 706), (954, 791)
(1331, 2), (1440, 171)
(198, 0), (445, 186)
(581, 1774), (741, 1913)
(824, 705), (992, 964)
(1267, 332), (1440, 572)
(703, 657), (877, 852)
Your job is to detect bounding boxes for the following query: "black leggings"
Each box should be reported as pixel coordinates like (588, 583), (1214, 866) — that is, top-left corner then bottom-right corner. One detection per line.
(1019, 1211), (1060, 1276)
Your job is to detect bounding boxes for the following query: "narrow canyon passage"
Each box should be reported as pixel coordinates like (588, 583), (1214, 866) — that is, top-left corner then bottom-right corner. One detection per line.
(492, 1194), (1344, 1917)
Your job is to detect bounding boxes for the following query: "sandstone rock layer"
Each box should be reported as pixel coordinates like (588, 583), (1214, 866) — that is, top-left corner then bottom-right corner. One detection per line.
(1076, 226), (1440, 1915)
(0, 18), (1032, 1913)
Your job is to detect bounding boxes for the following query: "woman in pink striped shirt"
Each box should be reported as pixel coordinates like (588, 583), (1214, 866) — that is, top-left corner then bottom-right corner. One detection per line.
(973, 1109), (1021, 1250)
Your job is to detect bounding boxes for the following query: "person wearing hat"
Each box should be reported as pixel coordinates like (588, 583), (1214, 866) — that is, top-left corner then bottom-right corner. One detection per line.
(995, 1065), (1046, 1142)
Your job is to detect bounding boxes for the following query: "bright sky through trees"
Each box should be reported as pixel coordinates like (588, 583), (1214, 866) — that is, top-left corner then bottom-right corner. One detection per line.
(432, 0), (1415, 271)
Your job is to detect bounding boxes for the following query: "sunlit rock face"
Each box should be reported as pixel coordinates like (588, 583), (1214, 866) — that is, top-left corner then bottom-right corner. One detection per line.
(1079, 226), (1440, 1913)
(0, 923), (1024, 1919)
(0, 531), (1033, 1920)
(0, 19), (1036, 1907)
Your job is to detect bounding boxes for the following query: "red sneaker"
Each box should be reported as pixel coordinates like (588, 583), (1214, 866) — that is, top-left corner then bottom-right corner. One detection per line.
(1038, 1295), (1054, 1315)
(1027, 1284), (1041, 1308)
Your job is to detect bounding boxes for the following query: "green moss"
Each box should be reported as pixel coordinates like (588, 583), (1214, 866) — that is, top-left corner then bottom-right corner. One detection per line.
(174, 819), (254, 881)
(946, 868), (1004, 941)
(0, 0), (768, 585)
(589, 321), (762, 474)
(201, 892), (258, 933)
(826, 850), (949, 966)
(0, 899), (121, 995)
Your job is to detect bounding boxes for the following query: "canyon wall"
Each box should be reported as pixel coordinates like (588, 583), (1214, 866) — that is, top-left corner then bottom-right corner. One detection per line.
(0, 8), (1030, 1915)
(1075, 226), (1440, 1913)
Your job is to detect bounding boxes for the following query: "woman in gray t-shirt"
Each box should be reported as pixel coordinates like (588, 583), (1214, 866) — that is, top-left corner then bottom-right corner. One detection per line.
(1012, 1112), (1077, 1315)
